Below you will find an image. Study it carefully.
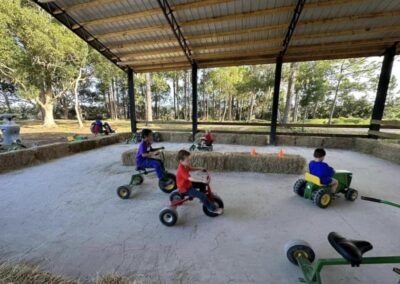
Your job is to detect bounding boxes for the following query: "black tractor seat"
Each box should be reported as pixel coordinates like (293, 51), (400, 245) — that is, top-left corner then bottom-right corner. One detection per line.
(328, 232), (373, 267)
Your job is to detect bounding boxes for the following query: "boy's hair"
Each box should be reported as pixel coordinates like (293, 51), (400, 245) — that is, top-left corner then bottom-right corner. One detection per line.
(314, 148), (326, 158)
(177, 149), (190, 161)
(141, 128), (152, 138)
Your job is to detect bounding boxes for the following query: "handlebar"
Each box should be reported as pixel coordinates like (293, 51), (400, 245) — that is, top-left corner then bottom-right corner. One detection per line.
(361, 196), (382, 203)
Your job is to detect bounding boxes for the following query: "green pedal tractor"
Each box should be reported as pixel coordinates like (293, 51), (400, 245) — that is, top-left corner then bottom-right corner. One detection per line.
(293, 170), (358, 208)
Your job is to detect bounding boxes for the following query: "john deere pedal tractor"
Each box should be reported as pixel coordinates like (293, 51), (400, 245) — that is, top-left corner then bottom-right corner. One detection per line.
(293, 170), (358, 209)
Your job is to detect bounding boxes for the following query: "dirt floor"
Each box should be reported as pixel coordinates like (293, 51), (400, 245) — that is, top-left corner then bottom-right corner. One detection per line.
(0, 143), (399, 283)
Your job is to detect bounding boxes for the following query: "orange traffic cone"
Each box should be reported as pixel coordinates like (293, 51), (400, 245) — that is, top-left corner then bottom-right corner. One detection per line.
(277, 149), (285, 158)
(250, 148), (257, 156)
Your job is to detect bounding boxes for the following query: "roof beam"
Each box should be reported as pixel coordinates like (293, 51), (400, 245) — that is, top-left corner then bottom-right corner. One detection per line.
(79, 0), (233, 29)
(157, 0), (193, 65)
(280, 0), (306, 57)
(113, 26), (400, 59)
(180, 0), (361, 28)
(185, 10), (400, 41)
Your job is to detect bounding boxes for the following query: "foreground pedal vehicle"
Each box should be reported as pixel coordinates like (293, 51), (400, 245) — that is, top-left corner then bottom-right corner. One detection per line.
(159, 172), (223, 226)
(293, 170), (358, 208)
(285, 197), (400, 283)
(117, 149), (176, 199)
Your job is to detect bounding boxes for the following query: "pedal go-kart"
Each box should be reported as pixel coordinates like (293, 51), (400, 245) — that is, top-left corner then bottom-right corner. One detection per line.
(189, 140), (213, 152)
(117, 148), (176, 199)
(159, 171), (223, 226)
(285, 196), (400, 283)
(126, 131), (161, 144)
(293, 171), (358, 208)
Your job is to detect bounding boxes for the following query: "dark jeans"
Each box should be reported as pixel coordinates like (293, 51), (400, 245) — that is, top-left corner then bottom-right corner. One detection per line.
(187, 183), (216, 212)
(137, 158), (165, 179)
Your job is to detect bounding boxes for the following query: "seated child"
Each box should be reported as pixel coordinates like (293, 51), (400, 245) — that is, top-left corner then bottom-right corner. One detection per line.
(176, 150), (223, 215)
(309, 148), (338, 194)
(136, 129), (171, 186)
(91, 116), (114, 135)
(200, 130), (213, 147)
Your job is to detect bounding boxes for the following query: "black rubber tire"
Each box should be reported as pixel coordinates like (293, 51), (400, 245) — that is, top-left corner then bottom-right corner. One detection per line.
(159, 207), (178, 226)
(313, 188), (332, 209)
(153, 132), (161, 142)
(284, 240), (315, 266)
(203, 195), (224, 217)
(293, 179), (307, 197)
(159, 173), (177, 193)
(345, 189), (358, 201)
(117, 185), (131, 199)
(169, 190), (184, 202)
(132, 175), (144, 185)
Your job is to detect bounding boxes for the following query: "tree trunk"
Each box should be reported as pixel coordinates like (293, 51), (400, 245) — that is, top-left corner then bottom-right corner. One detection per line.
(3, 93), (12, 112)
(293, 90), (300, 122)
(74, 68), (84, 128)
(227, 95), (232, 121)
(183, 70), (187, 120)
(222, 98), (228, 121)
(145, 73), (153, 122)
(39, 75), (57, 127)
(173, 76), (177, 119)
(248, 93), (256, 121)
(282, 62), (296, 123)
(328, 62), (345, 125)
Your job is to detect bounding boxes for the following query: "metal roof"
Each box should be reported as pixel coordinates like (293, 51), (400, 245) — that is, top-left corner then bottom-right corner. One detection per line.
(35, 0), (400, 73)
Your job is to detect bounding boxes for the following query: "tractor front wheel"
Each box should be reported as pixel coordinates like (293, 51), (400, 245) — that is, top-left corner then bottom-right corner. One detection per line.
(117, 185), (131, 199)
(293, 179), (307, 197)
(285, 240), (315, 266)
(313, 188), (332, 209)
(345, 189), (358, 201)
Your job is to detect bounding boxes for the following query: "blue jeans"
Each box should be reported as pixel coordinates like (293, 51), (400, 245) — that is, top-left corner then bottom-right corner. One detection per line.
(137, 158), (165, 179)
(187, 185), (216, 212)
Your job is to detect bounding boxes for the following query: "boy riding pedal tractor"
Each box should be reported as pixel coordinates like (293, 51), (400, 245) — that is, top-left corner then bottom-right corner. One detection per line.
(309, 148), (338, 196)
(136, 129), (173, 188)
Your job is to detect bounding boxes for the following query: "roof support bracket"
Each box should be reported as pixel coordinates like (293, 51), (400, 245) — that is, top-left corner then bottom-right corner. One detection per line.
(157, 0), (193, 65)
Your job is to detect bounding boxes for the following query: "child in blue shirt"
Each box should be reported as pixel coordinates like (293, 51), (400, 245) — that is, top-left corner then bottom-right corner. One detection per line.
(309, 148), (338, 194)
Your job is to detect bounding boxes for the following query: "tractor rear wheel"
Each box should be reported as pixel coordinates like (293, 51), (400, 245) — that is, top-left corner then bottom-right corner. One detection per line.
(345, 189), (358, 201)
(313, 188), (332, 209)
(293, 179), (307, 197)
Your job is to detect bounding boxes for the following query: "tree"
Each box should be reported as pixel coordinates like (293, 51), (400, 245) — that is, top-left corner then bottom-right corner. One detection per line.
(145, 73), (153, 122)
(0, 0), (89, 127)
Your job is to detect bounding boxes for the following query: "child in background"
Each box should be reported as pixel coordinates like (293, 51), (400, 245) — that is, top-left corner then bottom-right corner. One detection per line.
(309, 148), (338, 194)
(201, 130), (213, 147)
(176, 149), (223, 215)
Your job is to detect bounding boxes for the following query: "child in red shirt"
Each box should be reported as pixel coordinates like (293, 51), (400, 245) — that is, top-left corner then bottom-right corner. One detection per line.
(200, 130), (213, 147)
(176, 150), (223, 215)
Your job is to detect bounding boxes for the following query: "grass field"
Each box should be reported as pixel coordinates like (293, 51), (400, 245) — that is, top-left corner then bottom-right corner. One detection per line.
(1, 118), (396, 148)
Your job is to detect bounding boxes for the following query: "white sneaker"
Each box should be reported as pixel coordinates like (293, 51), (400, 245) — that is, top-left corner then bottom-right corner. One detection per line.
(213, 208), (223, 215)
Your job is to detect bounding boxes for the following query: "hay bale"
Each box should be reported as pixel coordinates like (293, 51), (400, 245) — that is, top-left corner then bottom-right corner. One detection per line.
(323, 137), (355, 149)
(276, 135), (297, 146)
(95, 134), (120, 147)
(169, 132), (193, 142)
(0, 149), (36, 173)
(121, 149), (306, 174)
(354, 138), (376, 154)
(0, 262), (142, 284)
(34, 143), (70, 162)
(0, 262), (75, 284)
(295, 136), (325, 147)
(68, 139), (97, 153)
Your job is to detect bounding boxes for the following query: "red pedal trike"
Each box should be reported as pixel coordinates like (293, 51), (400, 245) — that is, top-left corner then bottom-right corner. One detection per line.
(159, 172), (224, 226)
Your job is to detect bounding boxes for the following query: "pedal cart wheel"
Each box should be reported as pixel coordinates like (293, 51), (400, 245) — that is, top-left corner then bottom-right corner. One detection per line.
(285, 240), (315, 266)
(169, 190), (184, 202)
(345, 189), (358, 201)
(159, 173), (177, 193)
(293, 179), (307, 197)
(159, 207), (178, 226)
(313, 188), (332, 208)
(117, 185), (131, 199)
(132, 175), (144, 185)
(203, 195), (224, 217)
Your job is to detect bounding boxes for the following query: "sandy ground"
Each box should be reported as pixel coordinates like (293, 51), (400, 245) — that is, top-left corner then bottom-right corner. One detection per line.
(0, 143), (399, 284)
